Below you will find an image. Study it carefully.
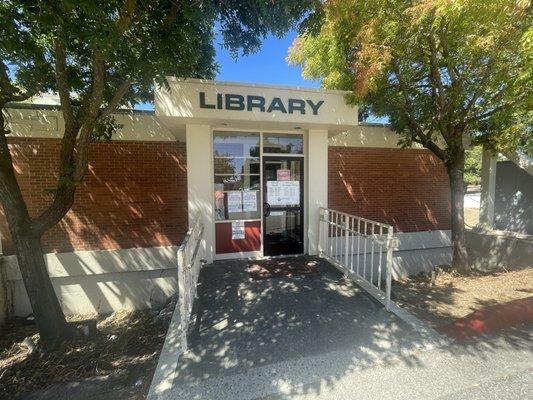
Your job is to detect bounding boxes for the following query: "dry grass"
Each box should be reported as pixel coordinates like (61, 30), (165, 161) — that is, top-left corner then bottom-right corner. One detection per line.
(0, 310), (168, 399)
(464, 207), (480, 228)
(393, 268), (533, 328)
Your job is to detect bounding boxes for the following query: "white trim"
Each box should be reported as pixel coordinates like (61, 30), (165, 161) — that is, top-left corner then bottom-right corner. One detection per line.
(326, 230), (451, 256)
(6, 108), (176, 141)
(213, 126), (303, 134)
(165, 76), (350, 95)
(146, 299), (182, 399)
(156, 79), (358, 133)
(214, 219), (261, 224)
(186, 124), (214, 263)
(479, 148), (497, 228)
(2, 246), (178, 281)
(211, 129), (308, 259)
(3, 245), (179, 317)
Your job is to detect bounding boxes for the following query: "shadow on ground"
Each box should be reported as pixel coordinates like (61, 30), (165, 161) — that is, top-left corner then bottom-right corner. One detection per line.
(165, 257), (444, 399)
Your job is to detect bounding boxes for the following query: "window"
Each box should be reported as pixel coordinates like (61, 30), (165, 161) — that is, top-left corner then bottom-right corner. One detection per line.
(213, 131), (261, 221)
(263, 133), (303, 154)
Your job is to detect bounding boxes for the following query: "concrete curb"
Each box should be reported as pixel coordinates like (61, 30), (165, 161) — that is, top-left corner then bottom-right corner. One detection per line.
(324, 257), (448, 348)
(146, 303), (183, 400)
(439, 296), (533, 341)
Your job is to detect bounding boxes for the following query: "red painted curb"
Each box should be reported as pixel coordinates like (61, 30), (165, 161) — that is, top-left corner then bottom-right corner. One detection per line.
(438, 296), (533, 341)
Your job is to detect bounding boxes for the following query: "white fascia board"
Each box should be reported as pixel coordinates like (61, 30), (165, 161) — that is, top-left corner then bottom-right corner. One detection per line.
(155, 78), (358, 133)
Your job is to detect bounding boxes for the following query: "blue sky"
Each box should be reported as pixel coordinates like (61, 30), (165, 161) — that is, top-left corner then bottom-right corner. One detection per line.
(215, 30), (320, 88)
(137, 30), (319, 110)
(141, 31), (390, 122)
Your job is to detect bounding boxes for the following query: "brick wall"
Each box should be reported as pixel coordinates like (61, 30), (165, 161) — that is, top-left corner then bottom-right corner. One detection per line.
(1, 140), (450, 254)
(329, 147), (451, 232)
(0, 138), (188, 255)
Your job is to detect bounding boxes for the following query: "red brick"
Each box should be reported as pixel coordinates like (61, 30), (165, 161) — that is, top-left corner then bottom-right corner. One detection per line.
(0, 138), (188, 254)
(328, 147), (451, 232)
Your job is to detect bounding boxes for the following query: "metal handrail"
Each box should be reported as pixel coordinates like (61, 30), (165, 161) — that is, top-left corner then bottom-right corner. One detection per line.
(318, 207), (396, 309)
(177, 215), (205, 351)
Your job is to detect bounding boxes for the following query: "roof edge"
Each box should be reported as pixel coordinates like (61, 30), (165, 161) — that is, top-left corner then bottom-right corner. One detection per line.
(5, 102), (154, 115)
(166, 77), (350, 96)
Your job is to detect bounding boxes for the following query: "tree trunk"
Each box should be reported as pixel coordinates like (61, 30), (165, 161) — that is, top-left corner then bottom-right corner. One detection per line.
(8, 219), (71, 347)
(447, 150), (470, 273)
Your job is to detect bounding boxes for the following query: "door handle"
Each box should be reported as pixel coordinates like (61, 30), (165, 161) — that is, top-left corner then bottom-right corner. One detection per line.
(264, 202), (271, 217)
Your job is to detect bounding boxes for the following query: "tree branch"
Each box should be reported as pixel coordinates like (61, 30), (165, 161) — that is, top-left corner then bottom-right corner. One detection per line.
(392, 61), (446, 161)
(0, 105), (32, 229)
(427, 32), (447, 123)
(33, 46), (107, 235)
(99, 79), (131, 120)
(53, 40), (76, 132)
(163, 1), (181, 28)
(73, 48), (106, 183)
(438, 24), (459, 86)
(0, 62), (37, 104)
(411, 135), (447, 161)
(117, 0), (136, 35)
(468, 100), (517, 123)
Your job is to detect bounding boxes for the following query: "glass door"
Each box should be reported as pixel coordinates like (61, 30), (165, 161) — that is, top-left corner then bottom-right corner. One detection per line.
(262, 157), (304, 256)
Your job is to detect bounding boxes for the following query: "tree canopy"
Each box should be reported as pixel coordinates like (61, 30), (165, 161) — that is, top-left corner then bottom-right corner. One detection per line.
(0, 0), (316, 347)
(289, 0), (532, 158)
(2, 0), (315, 107)
(289, 0), (532, 271)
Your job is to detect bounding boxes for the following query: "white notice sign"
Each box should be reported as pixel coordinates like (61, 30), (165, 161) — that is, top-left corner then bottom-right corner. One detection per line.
(227, 191), (242, 213)
(232, 220), (245, 240)
(242, 191), (257, 212)
(267, 181), (300, 206)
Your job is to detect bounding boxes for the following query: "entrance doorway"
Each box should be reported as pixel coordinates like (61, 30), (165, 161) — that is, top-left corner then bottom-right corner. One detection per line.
(263, 156), (304, 256)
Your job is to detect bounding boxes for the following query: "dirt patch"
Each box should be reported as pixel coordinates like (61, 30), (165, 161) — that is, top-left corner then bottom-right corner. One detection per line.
(464, 207), (480, 228)
(247, 257), (319, 280)
(0, 308), (171, 399)
(392, 268), (533, 328)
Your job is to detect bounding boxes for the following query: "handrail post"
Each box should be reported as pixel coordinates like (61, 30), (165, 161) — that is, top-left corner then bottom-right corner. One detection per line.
(318, 207), (326, 256)
(343, 218), (350, 270)
(175, 214), (205, 353)
(385, 227), (394, 310)
(177, 246), (188, 350)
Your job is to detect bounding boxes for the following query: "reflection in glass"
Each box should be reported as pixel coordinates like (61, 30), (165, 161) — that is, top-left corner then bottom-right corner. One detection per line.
(265, 211), (300, 238)
(214, 157), (260, 175)
(264, 159), (301, 182)
(214, 190), (261, 221)
(214, 175), (260, 191)
(263, 133), (303, 154)
(213, 132), (259, 157)
(213, 131), (261, 221)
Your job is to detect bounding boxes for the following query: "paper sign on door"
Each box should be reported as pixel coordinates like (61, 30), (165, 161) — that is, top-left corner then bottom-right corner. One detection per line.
(231, 220), (245, 240)
(242, 191), (257, 212)
(227, 191), (242, 213)
(277, 169), (290, 181)
(267, 181), (300, 206)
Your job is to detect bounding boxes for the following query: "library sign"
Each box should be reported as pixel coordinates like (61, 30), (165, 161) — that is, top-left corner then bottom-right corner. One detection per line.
(199, 92), (324, 115)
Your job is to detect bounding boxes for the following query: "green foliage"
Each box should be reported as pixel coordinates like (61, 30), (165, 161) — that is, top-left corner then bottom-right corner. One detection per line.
(0, 0), (319, 344)
(91, 115), (119, 141)
(1, 0), (315, 108)
(464, 146), (482, 185)
(289, 0), (532, 162)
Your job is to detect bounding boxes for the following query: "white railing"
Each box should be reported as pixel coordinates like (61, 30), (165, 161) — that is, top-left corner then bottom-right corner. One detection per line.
(177, 215), (205, 351)
(318, 208), (397, 310)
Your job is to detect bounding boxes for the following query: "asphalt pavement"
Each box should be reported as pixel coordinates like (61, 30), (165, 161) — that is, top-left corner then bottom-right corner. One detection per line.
(159, 258), (532, 400)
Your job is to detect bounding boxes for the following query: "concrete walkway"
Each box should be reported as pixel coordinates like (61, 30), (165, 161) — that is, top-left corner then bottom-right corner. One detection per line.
(155, 257), (447, 399)
(262, 324), (532, 400)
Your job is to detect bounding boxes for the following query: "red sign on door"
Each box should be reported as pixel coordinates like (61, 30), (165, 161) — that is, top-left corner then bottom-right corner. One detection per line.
(277, 169), (290, 181)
